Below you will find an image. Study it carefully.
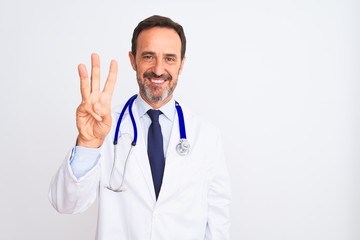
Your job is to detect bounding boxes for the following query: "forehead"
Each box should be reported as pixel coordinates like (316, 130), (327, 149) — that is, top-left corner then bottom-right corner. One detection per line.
(136, 27), (182, 55)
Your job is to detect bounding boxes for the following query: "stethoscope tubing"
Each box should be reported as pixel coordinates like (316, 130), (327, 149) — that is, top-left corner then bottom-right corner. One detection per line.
(175, 101), (187, 140)
(113, 94), (188, 148)
(113, 94), (138, 145)
(107, 94), (190, 192)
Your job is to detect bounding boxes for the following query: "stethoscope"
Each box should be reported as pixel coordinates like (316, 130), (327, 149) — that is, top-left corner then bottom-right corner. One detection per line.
(106, 94), (190, 192)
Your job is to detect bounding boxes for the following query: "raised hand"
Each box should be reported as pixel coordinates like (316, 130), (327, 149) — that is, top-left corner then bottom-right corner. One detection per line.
(76, 53), (118, 148)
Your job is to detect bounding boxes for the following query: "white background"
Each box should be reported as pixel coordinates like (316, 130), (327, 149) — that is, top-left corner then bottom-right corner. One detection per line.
(0, 0), (359, 239)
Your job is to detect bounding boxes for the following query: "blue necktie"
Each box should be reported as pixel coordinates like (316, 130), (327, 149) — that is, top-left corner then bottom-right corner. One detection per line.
(147, 109), (165, 199)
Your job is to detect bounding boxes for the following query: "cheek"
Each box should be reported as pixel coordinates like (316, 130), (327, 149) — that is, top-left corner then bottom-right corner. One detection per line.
(135, 66), (145, 77)
(136, 63), (152, 75)
(170, 67), (181, 77)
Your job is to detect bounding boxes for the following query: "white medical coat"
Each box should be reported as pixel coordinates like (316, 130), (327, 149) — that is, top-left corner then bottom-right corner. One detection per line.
(49, 100), (232, 240)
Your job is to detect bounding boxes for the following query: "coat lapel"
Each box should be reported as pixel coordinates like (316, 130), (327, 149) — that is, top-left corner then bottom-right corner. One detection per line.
(115, 105), (156, 203)
(157, 113), (187, 203)
(128, 105), (157, 202)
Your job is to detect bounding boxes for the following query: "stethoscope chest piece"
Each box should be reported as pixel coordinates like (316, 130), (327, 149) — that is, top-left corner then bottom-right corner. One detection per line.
(176, 139), (190, 156)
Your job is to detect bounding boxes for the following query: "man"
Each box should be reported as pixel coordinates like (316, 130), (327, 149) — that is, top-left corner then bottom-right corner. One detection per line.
(49, 15), (231, 240)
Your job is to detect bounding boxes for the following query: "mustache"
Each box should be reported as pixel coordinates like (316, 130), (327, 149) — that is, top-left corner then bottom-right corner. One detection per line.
(143, 72), (172, 81)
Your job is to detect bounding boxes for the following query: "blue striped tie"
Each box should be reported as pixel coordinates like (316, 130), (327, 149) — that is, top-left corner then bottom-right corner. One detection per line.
(147, 109), (165, 199)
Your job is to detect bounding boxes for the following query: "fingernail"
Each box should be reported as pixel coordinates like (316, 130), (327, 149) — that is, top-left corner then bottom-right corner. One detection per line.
(96, 115), (103, 122)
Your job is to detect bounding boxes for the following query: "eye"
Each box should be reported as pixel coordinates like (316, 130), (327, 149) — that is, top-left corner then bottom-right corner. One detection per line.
(143, 55), (153, 62)
(165, 57), (176, 63)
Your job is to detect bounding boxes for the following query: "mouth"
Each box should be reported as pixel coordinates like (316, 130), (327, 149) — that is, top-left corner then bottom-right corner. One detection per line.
(144, 72), (172, 85)
(150, 78), (166, 84)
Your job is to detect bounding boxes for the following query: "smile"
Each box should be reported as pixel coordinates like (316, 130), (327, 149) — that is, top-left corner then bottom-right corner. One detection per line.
(150, 79), (166, 84)
(143, 72), (172, 82)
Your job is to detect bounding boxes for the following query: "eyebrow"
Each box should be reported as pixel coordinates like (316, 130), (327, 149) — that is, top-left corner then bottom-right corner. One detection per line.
(141, 51), (178, 58)
(164, 53), (178, 59)
(141, 51), (155, 56)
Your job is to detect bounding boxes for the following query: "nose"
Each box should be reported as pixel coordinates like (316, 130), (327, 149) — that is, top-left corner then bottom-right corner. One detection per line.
(152, 59), (165, 76)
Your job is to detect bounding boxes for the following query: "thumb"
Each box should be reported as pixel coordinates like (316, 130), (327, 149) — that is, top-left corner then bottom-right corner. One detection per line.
(91, 102), (103, 122)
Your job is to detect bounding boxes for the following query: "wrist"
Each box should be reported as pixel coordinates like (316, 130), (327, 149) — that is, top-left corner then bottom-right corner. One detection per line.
(76, 137), (104, 148)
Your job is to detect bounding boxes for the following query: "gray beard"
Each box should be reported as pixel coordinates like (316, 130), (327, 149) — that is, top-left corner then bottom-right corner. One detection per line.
(137, 77), (177, 104)
(143, 84), (170, 103)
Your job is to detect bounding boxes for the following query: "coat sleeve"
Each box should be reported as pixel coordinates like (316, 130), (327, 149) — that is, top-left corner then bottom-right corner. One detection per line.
(48, 150), (101, 214)
(205, 128), (232, 239)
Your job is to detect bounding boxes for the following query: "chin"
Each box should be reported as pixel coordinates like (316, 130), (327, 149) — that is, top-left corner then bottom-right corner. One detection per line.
(148, 91), (170, 103)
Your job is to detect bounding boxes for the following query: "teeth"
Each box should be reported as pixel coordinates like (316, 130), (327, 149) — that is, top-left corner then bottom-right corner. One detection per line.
(151, 79), (165, 83)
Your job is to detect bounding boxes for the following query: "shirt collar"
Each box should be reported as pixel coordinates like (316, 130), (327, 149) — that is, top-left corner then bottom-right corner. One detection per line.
(135, 94), (176, 122)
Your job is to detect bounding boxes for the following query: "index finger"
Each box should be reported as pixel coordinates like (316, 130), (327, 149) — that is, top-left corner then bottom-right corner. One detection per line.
(103, 60), (118, 98)
(78, 63), (90, 101)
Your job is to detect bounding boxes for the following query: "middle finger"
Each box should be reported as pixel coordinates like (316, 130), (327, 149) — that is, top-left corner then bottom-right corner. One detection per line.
(90, 53), (101, 93)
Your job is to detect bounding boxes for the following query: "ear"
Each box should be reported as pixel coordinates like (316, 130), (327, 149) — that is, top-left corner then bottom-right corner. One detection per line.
(128, 51), (137, 71)
(178, 57), (186, 75)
